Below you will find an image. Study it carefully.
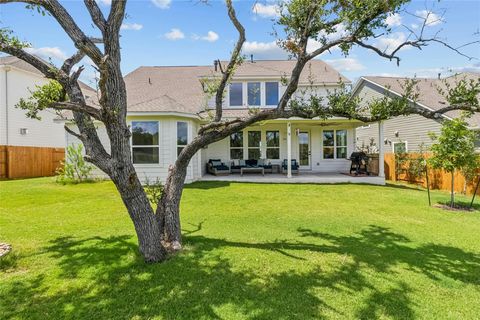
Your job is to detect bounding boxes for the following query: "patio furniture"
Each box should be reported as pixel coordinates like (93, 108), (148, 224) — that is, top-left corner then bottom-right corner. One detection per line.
(349, 152), (370, 176)
(231, 159), (273, 174)
(207, 159), (230, 176)
(281, 159), (299, 174)
(241, 167), (264, 176)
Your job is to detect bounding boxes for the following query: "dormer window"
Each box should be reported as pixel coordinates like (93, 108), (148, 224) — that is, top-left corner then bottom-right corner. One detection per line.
(229, 83), (243, 106)
(266, 82), (279, 106)
(247, 82), (261, 106)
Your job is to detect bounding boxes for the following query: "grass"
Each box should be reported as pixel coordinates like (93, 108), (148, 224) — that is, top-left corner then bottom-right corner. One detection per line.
(0, 178), (479, 320)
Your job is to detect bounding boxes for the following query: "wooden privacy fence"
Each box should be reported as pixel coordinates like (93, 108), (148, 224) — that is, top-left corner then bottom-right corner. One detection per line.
(0, 145), (65, 179)
(382, 153), (480, 196)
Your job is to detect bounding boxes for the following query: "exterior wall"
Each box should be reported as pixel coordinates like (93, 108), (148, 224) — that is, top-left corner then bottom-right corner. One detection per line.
(0, 66), (65, 147)
(65, 115), (202, 184)
(205, 121), (358, 173)
(354, 81), (442, 153)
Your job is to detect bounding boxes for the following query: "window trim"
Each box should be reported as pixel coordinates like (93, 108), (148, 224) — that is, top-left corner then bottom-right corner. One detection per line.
(229, 82), (243, 107)
(266, 130), (280, 160)
(230, 131), (244, 160)
(392, 141), (408, 154)
(176, 121), (189, 157)
(247, 82), (261, 106)
(247, 130), (262, 160)
(265, 81), (280, 107)
(322, 129), (348, 160)
(130, 120), (161, 166)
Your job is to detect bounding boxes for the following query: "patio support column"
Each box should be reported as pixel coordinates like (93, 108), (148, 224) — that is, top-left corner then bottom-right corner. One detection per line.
(378, 120), (385, 178)
(287, 122), (292, 178)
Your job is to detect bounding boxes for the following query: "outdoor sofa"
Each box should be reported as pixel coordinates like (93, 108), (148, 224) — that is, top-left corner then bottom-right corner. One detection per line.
(207, 159), (231, 176)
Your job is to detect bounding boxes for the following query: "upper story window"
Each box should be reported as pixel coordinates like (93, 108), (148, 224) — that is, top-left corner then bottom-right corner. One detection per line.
(248, 82), (261, 106)
(229, 83), (243, 106)
(177, 121), (188, 156)
(266, 82), (279, 106)
(131, 121), (159, 164)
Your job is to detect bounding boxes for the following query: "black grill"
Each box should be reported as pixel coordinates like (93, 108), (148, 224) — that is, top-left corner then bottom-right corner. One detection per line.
(349, 152), (370, 176)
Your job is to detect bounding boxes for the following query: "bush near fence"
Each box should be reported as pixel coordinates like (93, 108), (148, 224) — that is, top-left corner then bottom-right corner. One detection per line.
(382, 153), (480, 196)
(0, 145), (64, 179)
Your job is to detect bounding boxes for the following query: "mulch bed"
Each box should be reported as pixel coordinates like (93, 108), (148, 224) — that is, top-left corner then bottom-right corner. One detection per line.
(0, 243), (12, 258)
(434, 204), (475, 212)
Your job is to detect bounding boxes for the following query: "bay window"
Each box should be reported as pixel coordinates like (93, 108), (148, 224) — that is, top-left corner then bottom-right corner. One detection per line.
(230, 132), (244, 159)
(177, 121), (188, 156)
(131, 121), (159, 164)
(266, 130), (280, 159)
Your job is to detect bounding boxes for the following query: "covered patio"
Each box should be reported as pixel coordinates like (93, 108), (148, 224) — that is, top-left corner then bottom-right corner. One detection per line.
(199, 171), (386, 185)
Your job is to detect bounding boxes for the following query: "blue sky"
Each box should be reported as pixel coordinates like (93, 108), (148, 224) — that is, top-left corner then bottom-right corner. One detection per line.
(0, 0), (479, 85)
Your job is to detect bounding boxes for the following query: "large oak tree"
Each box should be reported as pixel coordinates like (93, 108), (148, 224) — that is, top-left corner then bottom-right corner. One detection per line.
(1, 0), (478, 262)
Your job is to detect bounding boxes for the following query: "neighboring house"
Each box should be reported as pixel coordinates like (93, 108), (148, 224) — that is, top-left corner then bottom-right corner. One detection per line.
(353, 73), (480, 154)
(0, 56), (67, 148)
(65, 59), (373, 183)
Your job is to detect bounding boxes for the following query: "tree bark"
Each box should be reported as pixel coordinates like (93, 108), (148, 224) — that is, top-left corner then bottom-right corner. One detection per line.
(110, 164), (168, 262)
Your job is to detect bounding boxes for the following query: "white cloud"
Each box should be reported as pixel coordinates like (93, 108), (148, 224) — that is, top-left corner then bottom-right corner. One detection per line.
(164, 28), (185, 40)
(252, 3), (280, 18)
(25, 47), (68, 61)
(411, 23), (419, 30)
(96, 0), (111, 6)
(243, 41), (287, 59)
(375, 32), (411, 54)
(121, 23), (143, 31)
(192, 31), (219, 42)
(415, 10), (444, 26)
(324, 58), (365, 72)
(385, 13), (402, 27)
(152, 0), (171, 9)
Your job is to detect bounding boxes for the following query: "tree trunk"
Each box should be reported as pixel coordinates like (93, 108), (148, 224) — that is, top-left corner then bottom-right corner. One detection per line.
(111, 164), (168, 262)
(157, 161), (189, 251)
(450, 170), (455, 208)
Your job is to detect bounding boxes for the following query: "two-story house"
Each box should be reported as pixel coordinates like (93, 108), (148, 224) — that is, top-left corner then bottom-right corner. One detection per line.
(65, 60), (384, 183)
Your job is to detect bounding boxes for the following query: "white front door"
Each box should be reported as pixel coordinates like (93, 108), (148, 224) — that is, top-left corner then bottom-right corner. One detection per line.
(298, 131), (311, 170)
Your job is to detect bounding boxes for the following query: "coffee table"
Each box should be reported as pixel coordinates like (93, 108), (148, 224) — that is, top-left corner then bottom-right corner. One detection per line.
(240, 167), (265, 176)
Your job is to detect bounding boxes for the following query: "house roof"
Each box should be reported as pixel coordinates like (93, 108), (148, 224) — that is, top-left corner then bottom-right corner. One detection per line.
(0, 55), (44, 75)
(124, 60), (349, 117)
(358, 73), (480, 129)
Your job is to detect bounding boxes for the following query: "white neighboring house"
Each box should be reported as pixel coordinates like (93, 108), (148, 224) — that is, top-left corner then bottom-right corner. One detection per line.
(65, 59), (385, 184)
(353, 73), (480, 154)
(0, 56), (68, 148)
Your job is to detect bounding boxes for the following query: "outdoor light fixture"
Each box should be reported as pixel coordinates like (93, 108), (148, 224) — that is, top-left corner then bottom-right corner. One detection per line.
(19, 128), (28, 135)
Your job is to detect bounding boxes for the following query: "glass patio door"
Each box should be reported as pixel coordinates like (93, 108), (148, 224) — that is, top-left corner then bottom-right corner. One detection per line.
(298, 131), (311, 170)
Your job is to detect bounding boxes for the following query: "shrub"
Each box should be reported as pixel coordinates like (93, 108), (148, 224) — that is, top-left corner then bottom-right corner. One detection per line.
(56, 144), (94, 184)
(144, 177), (164, 206)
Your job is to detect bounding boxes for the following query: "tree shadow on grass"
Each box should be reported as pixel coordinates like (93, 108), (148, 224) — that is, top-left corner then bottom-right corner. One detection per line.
(1, 225), (478, 319)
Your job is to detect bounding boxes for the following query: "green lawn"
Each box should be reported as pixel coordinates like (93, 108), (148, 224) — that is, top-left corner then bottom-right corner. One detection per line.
(1, 178), (479, 320)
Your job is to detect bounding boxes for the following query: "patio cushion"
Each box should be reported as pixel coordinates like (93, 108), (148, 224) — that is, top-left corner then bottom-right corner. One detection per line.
(246, 159), (258, 167)
(239, 160), (246, 166)
(211, 160), (222, 167)
(257, 159), (265, 166)
(214, 165), (229, 171)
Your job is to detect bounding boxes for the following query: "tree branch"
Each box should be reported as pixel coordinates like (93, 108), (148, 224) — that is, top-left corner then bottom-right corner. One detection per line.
(84, 0), (107, 33)
(52, 101), (102, 120)
(61, 50), (86, 75)
(213, 0), (245, 122)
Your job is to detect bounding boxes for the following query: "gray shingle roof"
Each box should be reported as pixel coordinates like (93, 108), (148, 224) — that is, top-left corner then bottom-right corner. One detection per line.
(124, 60), (349, 116)
(362, 73), (480, 128)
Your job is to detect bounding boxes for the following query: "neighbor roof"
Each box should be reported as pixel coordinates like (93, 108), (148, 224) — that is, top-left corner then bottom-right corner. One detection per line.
(359, 73), (480, 129)
(124, 60), (349, 117)
(0, 55), (44, 75)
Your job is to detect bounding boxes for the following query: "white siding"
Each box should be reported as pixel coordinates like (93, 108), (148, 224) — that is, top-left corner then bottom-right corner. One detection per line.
(0, 66), (65, 147)
(354, 81), (442, 152)
(205, 121), (357, 173)
(66, 116), (202, 184)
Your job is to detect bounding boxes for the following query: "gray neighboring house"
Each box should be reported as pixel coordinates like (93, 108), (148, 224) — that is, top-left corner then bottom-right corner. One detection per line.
(353, 72), (480, 153)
